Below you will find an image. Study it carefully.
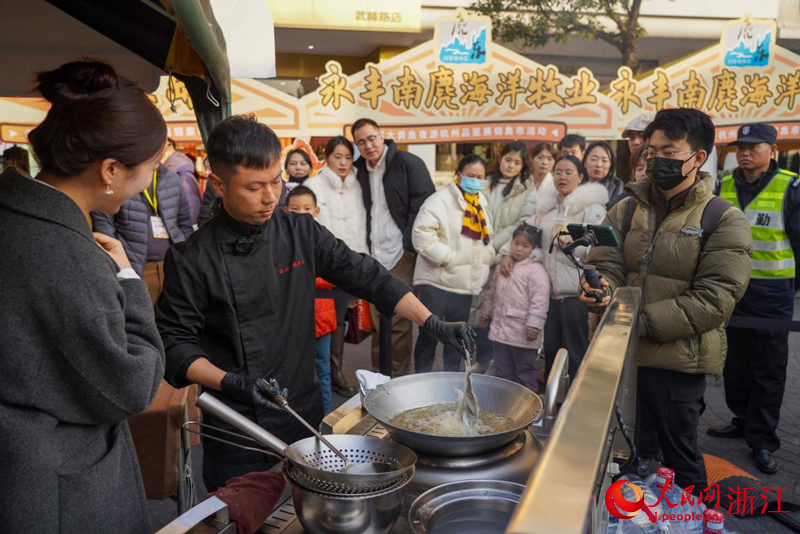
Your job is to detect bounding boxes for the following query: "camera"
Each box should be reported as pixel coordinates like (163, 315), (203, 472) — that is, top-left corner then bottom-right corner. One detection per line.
(557, 223), (620, 303)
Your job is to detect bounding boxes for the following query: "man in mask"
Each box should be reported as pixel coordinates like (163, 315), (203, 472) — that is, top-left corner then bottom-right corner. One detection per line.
(579, 108), (753, 493)
(709, 124), (800, 475)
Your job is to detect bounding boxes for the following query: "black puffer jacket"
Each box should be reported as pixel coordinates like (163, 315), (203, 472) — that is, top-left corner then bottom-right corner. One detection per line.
(92, 164), (193, 276)
(354, 139), (435, 253)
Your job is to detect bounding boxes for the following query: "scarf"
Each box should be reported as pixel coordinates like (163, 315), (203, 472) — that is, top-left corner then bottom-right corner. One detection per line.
(455, 177), (490, 245)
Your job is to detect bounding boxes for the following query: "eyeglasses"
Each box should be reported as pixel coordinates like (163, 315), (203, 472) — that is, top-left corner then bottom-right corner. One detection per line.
(644, 149), (695, 165)
(354, 134), (381, 149)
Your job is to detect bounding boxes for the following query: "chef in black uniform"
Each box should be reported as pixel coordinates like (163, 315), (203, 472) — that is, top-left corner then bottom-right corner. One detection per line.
(156, 115), (475, 491)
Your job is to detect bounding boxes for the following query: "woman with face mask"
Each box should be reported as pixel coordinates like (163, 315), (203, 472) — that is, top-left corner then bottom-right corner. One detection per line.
(499, 155), (608, 381)
(412, 154), (496, 372)
(582, 141), (624, 205)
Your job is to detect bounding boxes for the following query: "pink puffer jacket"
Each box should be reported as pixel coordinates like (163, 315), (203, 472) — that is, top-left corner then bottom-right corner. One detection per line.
(481, 250), (550, 349)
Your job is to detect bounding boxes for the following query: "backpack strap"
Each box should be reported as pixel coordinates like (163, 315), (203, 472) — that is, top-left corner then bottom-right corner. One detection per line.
(620, 196), (638, 244)
(699, 195), (733, 250)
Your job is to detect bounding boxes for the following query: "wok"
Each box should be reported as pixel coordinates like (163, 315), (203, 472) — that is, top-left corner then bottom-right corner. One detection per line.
(364, 373), (543, 457)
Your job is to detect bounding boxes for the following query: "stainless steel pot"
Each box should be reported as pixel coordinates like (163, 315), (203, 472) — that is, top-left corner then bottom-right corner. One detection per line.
(364, 372), (544, 456)
(408, 479), (525, 534)
(284, 463), (412, 534)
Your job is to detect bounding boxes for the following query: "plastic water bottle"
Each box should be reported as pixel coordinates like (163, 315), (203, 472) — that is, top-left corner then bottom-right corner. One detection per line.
(671, 509), (737, 534)
(645, 467), (706, 531)
(616, 475), (668, 533)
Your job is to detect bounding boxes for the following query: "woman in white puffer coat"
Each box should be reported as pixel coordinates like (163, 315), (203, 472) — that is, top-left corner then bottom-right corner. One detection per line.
(499, 155), (607, 382)
(306, 136), (368, 254)
(412, 154), (495, 372)
(305, 136), (367, 396)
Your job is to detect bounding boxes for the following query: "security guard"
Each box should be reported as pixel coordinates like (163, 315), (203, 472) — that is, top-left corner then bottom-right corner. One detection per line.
(710, 123), (800, 474)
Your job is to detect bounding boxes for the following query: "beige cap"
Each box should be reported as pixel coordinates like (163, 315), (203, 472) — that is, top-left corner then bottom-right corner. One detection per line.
(622, 113), (655, 138)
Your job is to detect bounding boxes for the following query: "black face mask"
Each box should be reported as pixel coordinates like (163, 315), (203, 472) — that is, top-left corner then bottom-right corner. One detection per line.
(647, 152), (697, 191)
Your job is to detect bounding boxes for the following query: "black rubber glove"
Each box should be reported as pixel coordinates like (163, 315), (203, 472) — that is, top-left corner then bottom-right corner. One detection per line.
(219, 373), (288, 412)
(421, 315), (477, 359)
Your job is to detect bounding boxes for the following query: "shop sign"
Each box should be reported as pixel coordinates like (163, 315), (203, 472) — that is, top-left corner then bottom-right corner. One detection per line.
(435, 9), (489, 65)
(721, 15), (776, 68)
(265, 0), (420, 33)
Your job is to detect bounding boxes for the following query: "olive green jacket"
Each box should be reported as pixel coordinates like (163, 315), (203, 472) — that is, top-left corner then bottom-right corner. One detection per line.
(586, 173), (752, 376)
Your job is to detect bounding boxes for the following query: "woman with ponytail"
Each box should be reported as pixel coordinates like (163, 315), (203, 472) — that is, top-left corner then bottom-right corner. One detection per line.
(0, 60), (166, 533)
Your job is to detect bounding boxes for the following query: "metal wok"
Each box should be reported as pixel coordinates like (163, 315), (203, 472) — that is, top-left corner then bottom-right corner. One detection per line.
(364, 373), (544, 457)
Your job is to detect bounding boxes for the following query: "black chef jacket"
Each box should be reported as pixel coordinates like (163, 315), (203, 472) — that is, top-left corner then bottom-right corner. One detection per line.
(156, 207), (410, 463)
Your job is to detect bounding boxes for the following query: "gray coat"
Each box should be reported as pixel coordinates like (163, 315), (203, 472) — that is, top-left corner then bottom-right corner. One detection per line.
(92, 164), (194, 276)
(0, 169), (165, 533)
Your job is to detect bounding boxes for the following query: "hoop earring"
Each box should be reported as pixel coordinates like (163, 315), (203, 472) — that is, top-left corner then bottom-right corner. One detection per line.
(105, 185), (114, 196)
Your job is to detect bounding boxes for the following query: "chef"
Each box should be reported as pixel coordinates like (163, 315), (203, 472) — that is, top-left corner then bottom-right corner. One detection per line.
(156, 115), (476, 491)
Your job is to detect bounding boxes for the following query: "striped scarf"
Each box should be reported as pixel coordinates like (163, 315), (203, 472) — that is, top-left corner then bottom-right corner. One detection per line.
(455, 177), (490, 245)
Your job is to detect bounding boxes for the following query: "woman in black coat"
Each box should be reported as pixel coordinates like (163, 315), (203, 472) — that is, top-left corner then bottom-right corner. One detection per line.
(0, 61), (167, 533)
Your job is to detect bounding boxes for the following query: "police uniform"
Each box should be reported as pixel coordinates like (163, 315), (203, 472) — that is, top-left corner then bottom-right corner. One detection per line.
(712, 124), (800, 473)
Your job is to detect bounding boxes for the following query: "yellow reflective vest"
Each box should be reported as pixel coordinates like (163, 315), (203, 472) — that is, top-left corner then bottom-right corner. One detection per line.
(720, 170), (797, 279)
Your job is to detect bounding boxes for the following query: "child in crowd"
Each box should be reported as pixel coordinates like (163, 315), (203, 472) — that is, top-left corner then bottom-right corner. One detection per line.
(479, 224), (550, 392)
(285, 186), (335, 413)
(285, 149), (313, 188)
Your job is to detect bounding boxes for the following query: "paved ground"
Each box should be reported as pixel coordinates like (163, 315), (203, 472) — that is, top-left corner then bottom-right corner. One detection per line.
(149, 319), (799, 532)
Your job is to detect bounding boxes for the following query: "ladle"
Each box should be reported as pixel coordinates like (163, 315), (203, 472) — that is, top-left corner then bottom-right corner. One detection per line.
(271, 386), (393, 475)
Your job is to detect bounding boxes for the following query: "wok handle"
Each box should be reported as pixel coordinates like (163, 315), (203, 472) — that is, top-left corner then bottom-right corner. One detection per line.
(197, 392), (289, 458)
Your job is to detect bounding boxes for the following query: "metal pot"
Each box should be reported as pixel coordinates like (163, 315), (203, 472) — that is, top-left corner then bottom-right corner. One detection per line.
(364, 372), (543, 457)
(408, 479), (525, 534)
(284, 463), (412, 534)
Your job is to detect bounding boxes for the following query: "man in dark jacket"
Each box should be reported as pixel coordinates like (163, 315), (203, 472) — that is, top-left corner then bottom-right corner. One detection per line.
(352, 118), (435, 376)
(582, 108), (752, 493)
(92, 163), (194, 303)
(163, 138), (202, 226)
(709, 123), (800, 474)
(155, 115), (474, 491)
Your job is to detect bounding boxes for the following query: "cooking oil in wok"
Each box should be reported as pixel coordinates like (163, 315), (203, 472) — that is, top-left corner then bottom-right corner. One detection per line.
(391, 402), (514, 437)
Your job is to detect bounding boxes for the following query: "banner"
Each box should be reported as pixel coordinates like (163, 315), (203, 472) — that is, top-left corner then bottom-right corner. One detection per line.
(302, 9), (613, 141)
(1, 76), (305, 144)
(5, 14), (800, 145)
(610, 15), (800, 142)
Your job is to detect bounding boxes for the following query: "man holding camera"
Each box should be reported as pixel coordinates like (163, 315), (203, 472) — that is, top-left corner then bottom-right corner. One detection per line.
(580, 108), (752, 493)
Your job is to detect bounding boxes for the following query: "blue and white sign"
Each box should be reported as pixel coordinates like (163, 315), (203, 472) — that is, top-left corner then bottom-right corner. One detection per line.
(722, 16), (776, 68)
(435, 9), (490, 65)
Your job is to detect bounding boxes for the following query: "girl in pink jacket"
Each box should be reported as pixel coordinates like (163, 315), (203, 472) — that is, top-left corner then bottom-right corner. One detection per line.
(480, 224), (550, 392)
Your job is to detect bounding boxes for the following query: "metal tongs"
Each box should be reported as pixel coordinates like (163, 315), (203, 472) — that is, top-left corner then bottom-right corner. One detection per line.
(455, 348), (480, 427)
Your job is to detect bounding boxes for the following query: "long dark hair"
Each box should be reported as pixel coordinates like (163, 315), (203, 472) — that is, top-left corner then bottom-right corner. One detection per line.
(488, 141), (530, 197)
(581, 141), (616, 184)
(324, 136), (354, 158)
(28, 60), (166, 177)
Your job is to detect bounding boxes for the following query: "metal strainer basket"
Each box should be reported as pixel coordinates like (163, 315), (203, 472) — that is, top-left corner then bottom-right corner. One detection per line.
(194, 393), (416, 495)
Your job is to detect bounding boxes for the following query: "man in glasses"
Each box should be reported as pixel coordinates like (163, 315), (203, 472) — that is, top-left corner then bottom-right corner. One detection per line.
(352, 118), (435, 376)
(709, 124), (800, 475)
(580, 108), (752, 493)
